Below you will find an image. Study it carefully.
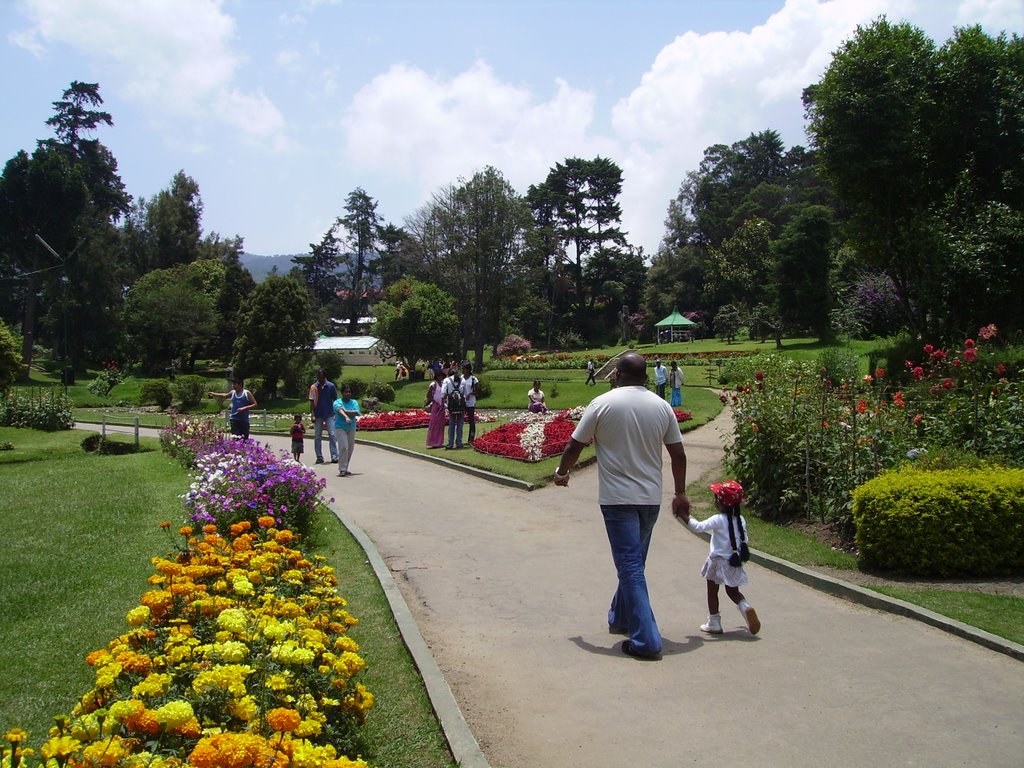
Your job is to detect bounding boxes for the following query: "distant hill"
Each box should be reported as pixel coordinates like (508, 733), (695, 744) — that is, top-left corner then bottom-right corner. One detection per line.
(239, 252), (303, 282)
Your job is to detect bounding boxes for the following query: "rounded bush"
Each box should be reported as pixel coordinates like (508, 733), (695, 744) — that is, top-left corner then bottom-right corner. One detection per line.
(852, 466), (1024, 577)
(139, 379), (173, 410)
(172, 375), (207, 408)
(365, 380), (395, 403)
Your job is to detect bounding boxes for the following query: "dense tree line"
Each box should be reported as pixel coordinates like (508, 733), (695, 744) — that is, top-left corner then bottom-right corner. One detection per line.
(1, 18), (1019, 390)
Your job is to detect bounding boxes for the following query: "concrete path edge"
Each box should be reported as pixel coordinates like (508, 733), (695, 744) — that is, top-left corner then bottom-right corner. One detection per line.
(328, 502), (492, 768)
(746, 543), (1024, 662)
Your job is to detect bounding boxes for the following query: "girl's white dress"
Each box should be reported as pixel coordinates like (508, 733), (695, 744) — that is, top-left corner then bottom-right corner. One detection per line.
(687, 511), (749, 588)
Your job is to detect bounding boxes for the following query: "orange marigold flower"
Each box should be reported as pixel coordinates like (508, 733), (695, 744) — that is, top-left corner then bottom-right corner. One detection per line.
(258, 516), (277, 529)
(179, 526), (193, 537)
(274, 530), (295, 545)
(159, 521), (171, 529)
(266, 708), (302, 733)
(203, 524), (218, 534)
(175, 717), (202, 738)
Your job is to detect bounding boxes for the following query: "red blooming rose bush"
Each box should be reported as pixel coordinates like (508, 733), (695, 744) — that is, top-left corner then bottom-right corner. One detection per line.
(356, 410), (495, 431)
(725, 325), (1022, 531)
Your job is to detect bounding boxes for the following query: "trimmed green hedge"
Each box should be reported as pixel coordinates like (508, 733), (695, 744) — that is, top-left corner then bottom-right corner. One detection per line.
(852, 466), (1024, 577)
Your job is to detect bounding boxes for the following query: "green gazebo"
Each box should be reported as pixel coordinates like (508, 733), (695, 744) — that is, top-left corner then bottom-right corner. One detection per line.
(654, 309), (697, 343)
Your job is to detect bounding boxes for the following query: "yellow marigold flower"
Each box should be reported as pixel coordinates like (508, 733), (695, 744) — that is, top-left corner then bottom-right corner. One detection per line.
(153, 559), (183, 577)
(5, 729), (28, 743)
(266, 708), (301, 733)
(85, 649), (113, 667)
(125, 605), (151, 627)
(231, 577), (255, 597)
(132, 672), (172, 698)
(95, 661), (123, 689)
(175, 716), (202, 738)
(108, 699), (143, 723)
(264, 673), (292, 692)
(188, 732), (277, 768)
(324, 758), (370, 768)
(274, 530), (295, 545)
(154, 700), (194, 730)
(192, 664), (253, 697)
(271, 642), (316, 666)
(217, 608), (248, 634)
(81, 734), (129, 767)
(209, 641), (249, 663)
(293, 718), (321, 739)
(227, 695), (258, 723)
(333, 636), (359, 654)
(331, 651), (365, 679)
(40, 735), (81, 760)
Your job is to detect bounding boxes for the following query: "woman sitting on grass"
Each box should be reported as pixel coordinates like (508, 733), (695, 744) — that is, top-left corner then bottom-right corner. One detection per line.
(527, 381), (548, 414)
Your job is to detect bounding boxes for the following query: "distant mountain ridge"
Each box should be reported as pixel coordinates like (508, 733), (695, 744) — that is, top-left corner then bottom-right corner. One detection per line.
(239, 252), (303, 281)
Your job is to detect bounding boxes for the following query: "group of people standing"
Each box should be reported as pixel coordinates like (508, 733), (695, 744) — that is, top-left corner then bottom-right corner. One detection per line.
(653, 358), (685, 406)
(425, 363), (480, 450)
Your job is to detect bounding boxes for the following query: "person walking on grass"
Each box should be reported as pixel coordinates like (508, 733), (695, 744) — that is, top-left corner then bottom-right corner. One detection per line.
(676, 480), (760, 635)
(586, 359), (597, 385)
(553, 352), (690, 661)
(333, 384), (360, 476)
(654, 358), (668, 399)
(309, 368), (339, 464)
(208, 378), (256, 440)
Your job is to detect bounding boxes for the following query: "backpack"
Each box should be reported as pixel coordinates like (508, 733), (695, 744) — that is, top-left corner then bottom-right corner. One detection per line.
(446, 379), (466, 413)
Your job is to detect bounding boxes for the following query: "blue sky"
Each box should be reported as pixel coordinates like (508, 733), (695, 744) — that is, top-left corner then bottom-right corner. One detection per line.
(2, 0), (1021, 258)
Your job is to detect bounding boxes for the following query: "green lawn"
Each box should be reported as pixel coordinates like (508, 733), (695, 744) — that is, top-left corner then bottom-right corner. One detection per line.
(0, 427), (455, 768)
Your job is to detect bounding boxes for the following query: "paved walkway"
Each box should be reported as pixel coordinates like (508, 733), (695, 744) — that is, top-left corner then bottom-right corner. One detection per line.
(107, 413), (1024, 767)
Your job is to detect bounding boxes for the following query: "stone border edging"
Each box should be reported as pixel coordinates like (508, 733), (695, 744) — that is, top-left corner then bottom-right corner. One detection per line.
(328, 503), (492, 768)
(684, 527), (1024, 662)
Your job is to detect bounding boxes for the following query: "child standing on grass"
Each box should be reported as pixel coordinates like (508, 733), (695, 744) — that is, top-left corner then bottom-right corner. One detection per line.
(680, 480), (760, 635)
(290, 413), (306, 462)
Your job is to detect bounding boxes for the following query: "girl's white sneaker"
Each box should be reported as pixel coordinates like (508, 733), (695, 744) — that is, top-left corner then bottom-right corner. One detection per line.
(700, 613), (723, 634)
(738, 601), (761, 635)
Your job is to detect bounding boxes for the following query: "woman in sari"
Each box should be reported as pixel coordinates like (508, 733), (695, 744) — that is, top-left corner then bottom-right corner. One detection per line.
(425, 369), (447, 448)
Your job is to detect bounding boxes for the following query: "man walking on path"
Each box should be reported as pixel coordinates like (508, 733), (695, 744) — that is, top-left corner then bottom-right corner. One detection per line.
(586, 359), (597, 385)
(309, 368), (339, 464)
(553, 352), (690, 660)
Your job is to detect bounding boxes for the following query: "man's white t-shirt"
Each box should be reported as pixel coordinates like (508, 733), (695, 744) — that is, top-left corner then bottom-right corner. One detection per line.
(571, 385), (682, 505)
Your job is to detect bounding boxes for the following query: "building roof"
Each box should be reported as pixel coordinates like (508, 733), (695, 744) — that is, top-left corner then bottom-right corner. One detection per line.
(313, 336), (381, 351)
(654, 310), (697, 327)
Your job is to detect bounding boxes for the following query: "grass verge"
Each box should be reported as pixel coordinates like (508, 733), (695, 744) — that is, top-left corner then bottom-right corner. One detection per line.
(0, 427), (455, 768)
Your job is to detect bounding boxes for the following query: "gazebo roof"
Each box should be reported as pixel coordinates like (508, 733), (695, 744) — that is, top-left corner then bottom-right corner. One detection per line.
(654, 310), (696, 327)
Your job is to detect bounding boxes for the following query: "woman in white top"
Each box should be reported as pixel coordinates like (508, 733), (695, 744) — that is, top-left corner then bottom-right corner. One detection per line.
(527, 380), (547, 413)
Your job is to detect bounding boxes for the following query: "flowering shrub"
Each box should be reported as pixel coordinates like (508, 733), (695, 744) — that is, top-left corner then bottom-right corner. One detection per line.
(487, 353), (610, 371)
(672, 409), (694, 424)
(86, 360), (125, 398)
(2, 519), (375, 768)
(725, 325), (1022, 531)
(183, 440), (326, 537)
(161, 416), (226, 468)
(0, 388), (74, 431)
(495, 334), (532, 358)
(473, 412), (578, 462)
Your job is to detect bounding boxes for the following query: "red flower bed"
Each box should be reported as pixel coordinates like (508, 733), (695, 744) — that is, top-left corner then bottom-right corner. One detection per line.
(473, 415), (578, 462)
(357, 410), (431, 430)
(673, 409), (693, 423)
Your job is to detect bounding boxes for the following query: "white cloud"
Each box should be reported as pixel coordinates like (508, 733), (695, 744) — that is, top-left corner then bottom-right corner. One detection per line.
(956, 0), (1024, 31)
(342, 60), (611, 204)
(13, 0), (288, 150)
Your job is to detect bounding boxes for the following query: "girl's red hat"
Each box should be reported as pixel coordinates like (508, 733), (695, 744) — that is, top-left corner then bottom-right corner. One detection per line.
(709, 480), (744, 506)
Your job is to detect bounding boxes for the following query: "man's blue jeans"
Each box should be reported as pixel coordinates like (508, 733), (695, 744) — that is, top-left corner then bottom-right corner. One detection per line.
(447, 412), (465, 448)
(314, 417), (338, 461)
(601, 504), (661, 656)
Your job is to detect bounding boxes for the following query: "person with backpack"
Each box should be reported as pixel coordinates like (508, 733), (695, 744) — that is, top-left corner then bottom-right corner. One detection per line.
(677, 480), (760, 635)
(462, 363), (481, 443)
(443, 370), (469, 449)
